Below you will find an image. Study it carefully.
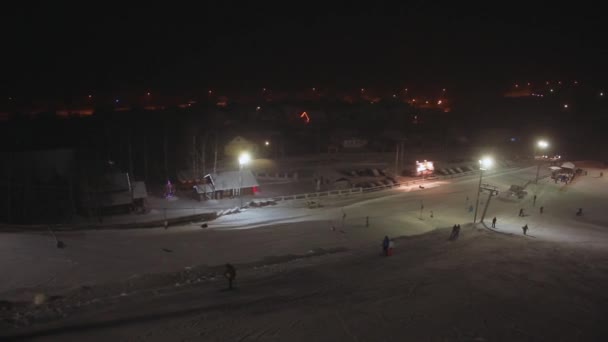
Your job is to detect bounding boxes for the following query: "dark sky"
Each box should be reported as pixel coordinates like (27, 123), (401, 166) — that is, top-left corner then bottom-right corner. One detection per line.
(2, 2), (606, 97)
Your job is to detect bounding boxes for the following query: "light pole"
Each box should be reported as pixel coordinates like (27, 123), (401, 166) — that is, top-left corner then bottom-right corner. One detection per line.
(535, 140), (549, 184)
(238, 152), (251, 208)
(474, 156), (494, 224)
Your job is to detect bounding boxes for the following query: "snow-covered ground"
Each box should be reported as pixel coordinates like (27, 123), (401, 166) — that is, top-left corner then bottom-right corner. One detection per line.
(2, 165), (608, 340)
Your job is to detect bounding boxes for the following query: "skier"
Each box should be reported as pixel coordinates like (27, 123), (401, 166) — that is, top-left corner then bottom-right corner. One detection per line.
(522, 224), (529, 235)
(492, 217), (497, 228)
(450, 224), (458, 239)
(519, 208), (524, 217)
(382, 236), (390, 256)
(224, 264), (236, 290)
(540, 206), (544, 214)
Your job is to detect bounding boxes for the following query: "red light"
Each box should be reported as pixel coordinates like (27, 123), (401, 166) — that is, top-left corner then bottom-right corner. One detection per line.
(300, 111), (310, 123)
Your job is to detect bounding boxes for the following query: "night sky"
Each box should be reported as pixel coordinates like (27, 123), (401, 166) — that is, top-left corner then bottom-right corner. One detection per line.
(2, 2), (606, 97)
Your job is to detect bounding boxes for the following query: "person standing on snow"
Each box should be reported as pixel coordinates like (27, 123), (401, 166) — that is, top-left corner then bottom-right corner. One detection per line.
(540, 206), (544, 214)
(522, 224), (529, 235)
(492, 217), (497, 228)
(224, 264), (236, 290)
(382, 236), (390, 256)
(519, 208), (525, 217)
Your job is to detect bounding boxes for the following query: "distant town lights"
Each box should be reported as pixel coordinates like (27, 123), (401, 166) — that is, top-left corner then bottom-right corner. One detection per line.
(563, 104), (569, 109)
(265, 141), (270, 146)
(537, 140), (549, 149)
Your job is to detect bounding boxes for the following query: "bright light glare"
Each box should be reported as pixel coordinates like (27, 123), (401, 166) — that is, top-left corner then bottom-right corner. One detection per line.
(265, 141), (270, 146)
(537, 140), (549, 149)
(238, 152), (251, 166)
(479, 157), (494, 170)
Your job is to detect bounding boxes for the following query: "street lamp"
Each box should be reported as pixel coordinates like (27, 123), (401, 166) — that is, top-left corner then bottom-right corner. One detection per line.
(474, 156), (494, 224)
(238, 152), (251, 208)
(535, 140), (549, 184)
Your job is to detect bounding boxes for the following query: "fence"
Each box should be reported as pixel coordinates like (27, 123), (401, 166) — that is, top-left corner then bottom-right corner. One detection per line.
(266, 170), (482, 203)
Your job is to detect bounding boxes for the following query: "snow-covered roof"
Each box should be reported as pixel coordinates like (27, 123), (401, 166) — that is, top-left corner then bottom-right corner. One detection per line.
(561, 162), (575, 169)
(211, 170), (259, 191)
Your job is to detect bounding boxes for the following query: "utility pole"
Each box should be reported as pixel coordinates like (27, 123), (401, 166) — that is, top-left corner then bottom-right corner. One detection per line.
(6, 152), (11, 223)
(163, 130), (168, 180)
(395, 142), (400, 177)
(128, 132), (134, 178)
(143, 135), (149, 182)
(192, 135), (196, 181)
(201, 132), (207, 175)
(213, 133), (218, 174)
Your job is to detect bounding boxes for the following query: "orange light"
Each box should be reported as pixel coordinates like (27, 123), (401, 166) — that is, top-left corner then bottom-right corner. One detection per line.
(300, 111), (310, 123)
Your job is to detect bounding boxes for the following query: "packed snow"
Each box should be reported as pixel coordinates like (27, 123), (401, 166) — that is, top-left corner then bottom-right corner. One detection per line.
(2, 163), (608, 341)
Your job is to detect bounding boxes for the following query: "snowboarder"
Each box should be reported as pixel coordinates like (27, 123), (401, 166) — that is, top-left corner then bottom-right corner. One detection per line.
(519, 208), (524, 217)
(224, 264), (236, 290)
(387, 239), (394, 256)
(492, 217), (497, 228)
(522, 224), (528, 235)
(382, 236), (390, 256)
(540, 206), (544, 214)
(576, 208), (583, 216)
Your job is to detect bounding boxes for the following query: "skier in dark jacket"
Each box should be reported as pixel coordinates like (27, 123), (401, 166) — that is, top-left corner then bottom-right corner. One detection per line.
(382, 236), (390, 256)
(224, 264), (236, 290)
(492, 217), (497, 228)
(522, 224), (529, 235)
